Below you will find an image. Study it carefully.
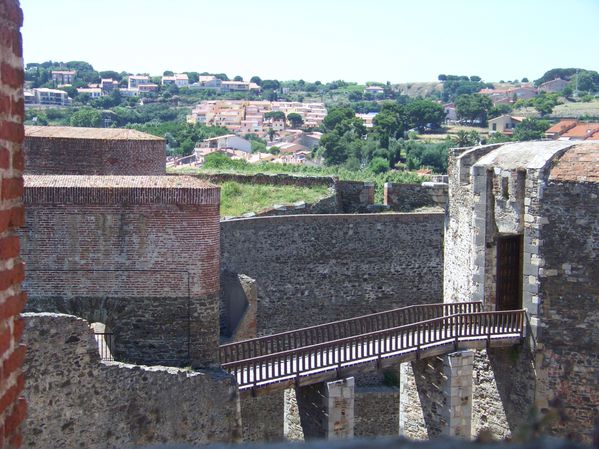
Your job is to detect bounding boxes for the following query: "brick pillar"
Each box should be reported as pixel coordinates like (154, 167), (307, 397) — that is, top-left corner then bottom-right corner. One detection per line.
(0, 1), (26, 447)
(297, 377), (355, 440)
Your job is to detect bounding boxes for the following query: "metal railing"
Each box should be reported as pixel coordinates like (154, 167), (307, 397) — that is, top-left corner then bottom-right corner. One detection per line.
(94, 332), (114, 361)
(220, 302), (482, 364)
(221, 309), (525, 389)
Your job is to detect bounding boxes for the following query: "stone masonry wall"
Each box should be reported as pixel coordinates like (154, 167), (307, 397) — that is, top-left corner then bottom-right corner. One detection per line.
(536, 179), (599, 441)
(354, 386), (399, 437)
(221, 213), (444, 336)
(21, 176), (221, 367)
(24, 127), (166, 176)
(384, 182), (448, 212)
(0, 1), (27, 446)
(22, 313), (242, 449)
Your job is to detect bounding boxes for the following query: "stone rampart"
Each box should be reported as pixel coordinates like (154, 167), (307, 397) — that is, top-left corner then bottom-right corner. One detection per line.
(221, 213), (444, 336)
(24, 125), (166, 175)
(22, 313), (242, 449)
(384, 182), (448, 212)
(21, 175), (221, 367)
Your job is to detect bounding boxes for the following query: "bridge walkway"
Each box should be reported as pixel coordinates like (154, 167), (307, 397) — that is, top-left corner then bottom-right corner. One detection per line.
(219, 302), (525, 396)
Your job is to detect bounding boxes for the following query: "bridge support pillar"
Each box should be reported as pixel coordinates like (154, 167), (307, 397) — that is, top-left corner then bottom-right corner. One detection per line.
(399, 350), (474, 439)
(441, 350), (474, 438)
(297, 377), (355, 440)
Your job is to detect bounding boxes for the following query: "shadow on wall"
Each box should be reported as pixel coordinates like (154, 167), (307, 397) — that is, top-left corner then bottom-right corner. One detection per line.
(485, 345), (537, 438)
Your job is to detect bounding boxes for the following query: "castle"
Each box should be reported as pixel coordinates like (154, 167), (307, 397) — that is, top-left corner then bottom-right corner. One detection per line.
(1, 3), (598, 447)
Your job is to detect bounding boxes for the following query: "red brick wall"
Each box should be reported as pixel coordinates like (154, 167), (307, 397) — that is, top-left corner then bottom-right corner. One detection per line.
(21, 177), (221, 366)
(0, 0), (26, 446)
(24, 135), (166, 176)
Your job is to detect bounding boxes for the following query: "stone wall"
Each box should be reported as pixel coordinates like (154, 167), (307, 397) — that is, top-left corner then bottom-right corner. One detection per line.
(193, 172), (334, 188)
(354, 386), (399, 437)
(536, 176), (599, 441)
(24, 126), (166, 175)
(240, 391), (285, 442)
(22, 313), (242, 449)
(221, 213), (444, 336)
(384, 182), (448, 212)
(443, 141), (599, 443)
(21, 175), (221, 367)
(0, 1), (27, 445)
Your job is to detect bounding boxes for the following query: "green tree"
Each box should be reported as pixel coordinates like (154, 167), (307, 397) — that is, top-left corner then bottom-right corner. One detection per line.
(70, 108), (102, 127)
(322, 107), (355, 131)
(163, 70), (174, 76)
(287, 113), (304, 129)
(455, 94), (493, 125)
(369, 157), (390, 174)
(513, 118), (550, 141)
(250, 76), (262, 86)
(489, 103), (513, 119)
(373, 102), (407, 148)
(406, 99), (445, 130)
(453, 130), (481, 147)
(233, 75), (244, 81)
(264, 111), (285, 121)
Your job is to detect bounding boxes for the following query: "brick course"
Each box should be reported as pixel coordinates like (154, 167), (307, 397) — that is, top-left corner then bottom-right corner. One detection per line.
(0, 1), (26, 446)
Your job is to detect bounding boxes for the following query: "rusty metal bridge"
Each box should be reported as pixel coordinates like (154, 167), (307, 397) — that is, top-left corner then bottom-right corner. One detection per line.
(219, 302), (525, 395)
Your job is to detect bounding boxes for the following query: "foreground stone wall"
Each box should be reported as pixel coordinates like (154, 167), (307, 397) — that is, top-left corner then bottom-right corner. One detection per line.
(537, 174), (599, 440)
(21, 175), (221, 367)
(22, 313), (242, 449)
(24, 126), (166, 175)
(221, 213), (444, 336)
(0, 1), (27, 445)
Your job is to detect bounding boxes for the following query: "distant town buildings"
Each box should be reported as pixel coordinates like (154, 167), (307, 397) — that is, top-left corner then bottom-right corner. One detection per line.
(128, 75), (150, 89)
(187, 100), (327, 135)
(479, 85), (538, 105)
(100, 78), (119, 92)
(544, 119), (599, 140)
(76, 87), (102, 99)
(190, 76), (261, 93)
(364, 85), (385, 95)
(538, 78), (569, 93)
(51, 70), (76, 85)
(488, 114), (526, 134)
(32, 88), (71, 106)
(356, 112), (378, 128)
(161, 73), (189, 88)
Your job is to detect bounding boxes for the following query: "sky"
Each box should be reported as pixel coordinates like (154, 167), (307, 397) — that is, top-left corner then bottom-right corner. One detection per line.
(21, 0), (599, 84)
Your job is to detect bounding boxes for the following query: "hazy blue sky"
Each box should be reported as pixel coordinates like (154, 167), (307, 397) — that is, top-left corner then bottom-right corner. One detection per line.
(21, 0), (599, 83)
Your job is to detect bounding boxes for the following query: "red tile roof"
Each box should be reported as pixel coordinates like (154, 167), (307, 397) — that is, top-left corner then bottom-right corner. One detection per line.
(545, 120), (578, 134)
(561, 123), (599, 138)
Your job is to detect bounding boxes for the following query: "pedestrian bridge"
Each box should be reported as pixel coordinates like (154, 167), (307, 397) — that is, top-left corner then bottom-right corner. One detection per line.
(219, 302), (525, 396)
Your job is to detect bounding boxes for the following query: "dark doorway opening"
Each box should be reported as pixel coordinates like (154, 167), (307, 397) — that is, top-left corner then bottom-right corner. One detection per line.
(496, 235), (523, 311)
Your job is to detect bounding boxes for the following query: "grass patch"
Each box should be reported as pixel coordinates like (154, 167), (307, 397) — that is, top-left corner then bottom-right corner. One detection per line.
(219, 181), (331, 217)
